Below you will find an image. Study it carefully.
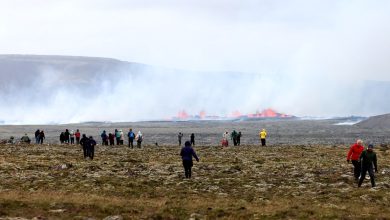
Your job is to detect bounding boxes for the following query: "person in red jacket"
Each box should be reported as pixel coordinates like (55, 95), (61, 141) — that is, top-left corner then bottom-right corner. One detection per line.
(347, 139), (365, 182)
(75, 129), (81, 145)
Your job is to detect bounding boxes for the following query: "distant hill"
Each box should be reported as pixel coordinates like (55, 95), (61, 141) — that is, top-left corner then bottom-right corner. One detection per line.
(355, 113), (390, 129)
(0, 54), (158, 106)
(0, 54), (149, 89)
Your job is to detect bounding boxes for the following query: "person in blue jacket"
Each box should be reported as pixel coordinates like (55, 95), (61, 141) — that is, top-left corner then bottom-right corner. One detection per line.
(180, 141), (199, 178)
(101, 130), (108, 145)
(128, 128), (135, 148)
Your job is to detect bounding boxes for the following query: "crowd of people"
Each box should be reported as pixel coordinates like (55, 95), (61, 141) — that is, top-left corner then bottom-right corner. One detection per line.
(99, 129), (143, 148)
(1, 127), (383, 186)
(221, 130), (243, 147)
(8, 128), (270, 148)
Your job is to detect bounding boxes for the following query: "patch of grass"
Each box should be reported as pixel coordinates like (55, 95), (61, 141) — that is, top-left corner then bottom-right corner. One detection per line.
(0, 144), (389, 219)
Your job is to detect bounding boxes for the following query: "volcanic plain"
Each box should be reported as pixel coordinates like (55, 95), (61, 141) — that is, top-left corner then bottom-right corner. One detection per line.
(0, 119), (390, 219)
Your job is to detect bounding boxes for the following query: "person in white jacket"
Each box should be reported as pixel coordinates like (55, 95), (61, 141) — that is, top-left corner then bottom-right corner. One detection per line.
(70, 130), (75, 145)
(119, 130), (124, 145)
(136, 131), (143, 148)
(222, 131), (229, 147)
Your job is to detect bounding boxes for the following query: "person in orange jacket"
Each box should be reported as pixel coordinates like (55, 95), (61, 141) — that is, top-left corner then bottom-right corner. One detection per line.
(347, 139), (365, 182)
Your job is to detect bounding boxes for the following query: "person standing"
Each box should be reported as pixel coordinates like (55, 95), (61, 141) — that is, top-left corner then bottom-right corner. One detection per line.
(108, 133), (115, 146)
(70, 130), (75, 145)
(136, 131), (143, 148)
(80, 134), (89, 159)
(64, 129), (70, 144)
(115, 129), (120, 145)
(178, 132), (184, 146)
(39, 130), (45, 144)
(119, 130), (124, 145)
(88, 136), (97, 160)
(358, 144), (378, 187)
(101, 130), (108, 145)
(347, 139), (365, 182)
(75, 129), (81, 145)
(180, 141), (199, 178)
(60, 132), (65, 144)
(259, 129), (267, 146)
(35, 129), (40, 144)
(231, 130), (238, 146)
(237, 131), (242, 146)
(222, 131), (229, 147)
(128, 128), (135, 148)
(190, 133), (195, 146)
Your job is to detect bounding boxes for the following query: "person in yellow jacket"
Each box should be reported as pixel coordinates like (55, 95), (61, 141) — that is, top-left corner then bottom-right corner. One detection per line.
(259, 129), (267, 146)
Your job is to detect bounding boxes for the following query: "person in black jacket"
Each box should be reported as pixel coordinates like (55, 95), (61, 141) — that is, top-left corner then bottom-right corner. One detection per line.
(64, 129), (70, 144)
(35, 129), (40, 144)
(237, 132), (242, 146)
(180, 141), (199, 178)
(60, 132), (65, 144)
(88, 136), (97, 160)
(39, 130), (45, 144)
(190, 133), (195, 146)
(358, 144), (378, 187)
(80, 134), (89, 159)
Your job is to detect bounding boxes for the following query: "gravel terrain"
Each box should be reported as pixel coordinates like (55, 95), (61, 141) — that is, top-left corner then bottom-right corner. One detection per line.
(1, 119), (389, 146)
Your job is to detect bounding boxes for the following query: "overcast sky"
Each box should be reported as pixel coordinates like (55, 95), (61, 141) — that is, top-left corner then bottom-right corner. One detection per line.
(0, 0), (390, 122)
(0, 0), (389, 80)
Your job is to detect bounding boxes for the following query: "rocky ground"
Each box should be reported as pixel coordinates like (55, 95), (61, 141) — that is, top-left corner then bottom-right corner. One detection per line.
(0, 143), (389, 219)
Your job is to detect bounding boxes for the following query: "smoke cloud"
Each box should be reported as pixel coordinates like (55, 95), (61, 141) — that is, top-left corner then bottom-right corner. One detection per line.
(0, 1), (390, 124)
(0, 57), (389, 125)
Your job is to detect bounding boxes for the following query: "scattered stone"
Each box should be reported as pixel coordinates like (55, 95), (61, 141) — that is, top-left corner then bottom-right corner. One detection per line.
(189, 213), (203, 220)
(102, 215), (123, 220)
(49, 209), (66, 213)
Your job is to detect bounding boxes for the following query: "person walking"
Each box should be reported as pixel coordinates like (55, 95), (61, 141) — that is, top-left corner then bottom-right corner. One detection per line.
(75, 129), (81, 145)
(259, 129), (267, 146)
(128, 128), (135, 148)
(80, 134), (89, 159)
(358, 144), (378, 187)
(88, 136), (97, 160)
(35, 129), (40, 144)
(70, 130), (75, 145)
(347, 139), (365, 182)
(190, 133), (195, 146)
(178, 132), (184, 146)
(39, 130), (45, 144)
(180, 141), (199, 178)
